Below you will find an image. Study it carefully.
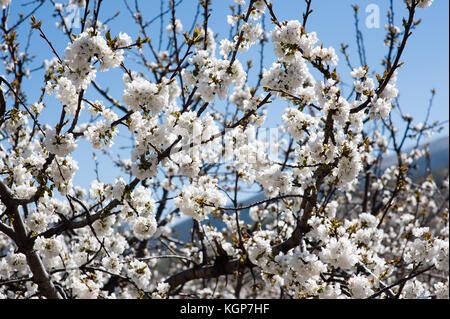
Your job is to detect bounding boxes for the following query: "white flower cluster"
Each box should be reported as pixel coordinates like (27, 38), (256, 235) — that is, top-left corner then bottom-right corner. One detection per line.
(221, 21), (263, 58)
(131, 215), (157, 241)
(35, 235), (65, 261)
(320, 236), (360, 270)
(89, 181), (158, 241)
(222, 125), (276, 187)
(246, 230), (274, 267)
(182, 50), (246, 103)
(122, 76), (170, 115)
(127, 259), (152, 290)
(42, 30), (132, 159)
(351, 66), (398, 120)
(124, 186), (158, 240)
(262, 55), (315, 99)
(25, 196), (61, 234)
(84, 106), (119, 149)
(271, 20), (337, 66)
(404, 233), (449, 271)
(43, 127), (77, 157)
(49, 76), (82, 117)
(166, 18), (183, 34)
(247, 0), (266, 20)
(282, 108), (318, 141)
(289, 67), (380, 189)
(257, 168), (293, 197)
(63, 31), (125, 90)
(0, 252), (29, 281)
(174, 176), (227, 221)
(348, 275), (374, 299)
(48, 156), (78, 195)
(245, 208), (393, 298)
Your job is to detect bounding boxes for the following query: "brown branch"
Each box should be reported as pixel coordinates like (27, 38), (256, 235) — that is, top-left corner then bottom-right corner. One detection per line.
(166, 259), (249, 292)
(367, 265), (435, 299)
(0, 181), (61, 299)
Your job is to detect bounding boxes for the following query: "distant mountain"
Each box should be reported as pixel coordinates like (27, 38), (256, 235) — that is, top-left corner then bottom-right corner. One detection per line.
(381, 136), (449, 170)
(170, 136), (449, 242)
(381, 136), (449, 183)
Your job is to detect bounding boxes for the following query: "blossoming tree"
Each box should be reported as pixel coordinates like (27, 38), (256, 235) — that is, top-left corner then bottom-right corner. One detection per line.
(0, 0), (448, 299)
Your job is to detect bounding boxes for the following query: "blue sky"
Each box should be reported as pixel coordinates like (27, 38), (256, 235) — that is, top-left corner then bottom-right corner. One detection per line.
(3, 0), (449, 192)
